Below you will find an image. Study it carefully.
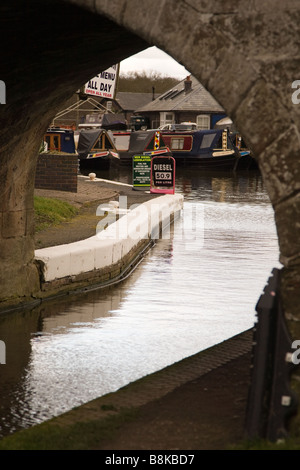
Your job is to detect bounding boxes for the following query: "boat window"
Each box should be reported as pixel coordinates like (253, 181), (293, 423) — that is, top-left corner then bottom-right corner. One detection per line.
(170, 138), (185, 150)
(45, 134), (61, 151)
(104, 135), (113, 149)
(162, 135), (193, 151)
(93, 136), (103, 150)
(200, 133), (216, 149)
(93, 134), (114, 150)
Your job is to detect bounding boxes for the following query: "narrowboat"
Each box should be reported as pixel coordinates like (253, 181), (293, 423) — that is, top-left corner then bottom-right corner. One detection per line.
(119, 130), (171, 164)
(43, 127), (76, 153)
(160, 128), (256, 170)
(77, 128), (120, 169)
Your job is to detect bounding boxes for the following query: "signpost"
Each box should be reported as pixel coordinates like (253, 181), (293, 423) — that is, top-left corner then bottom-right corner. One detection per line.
(84, 64), (119, 99)
(132, 154), (152, 190)
(150, 156), (176, 194)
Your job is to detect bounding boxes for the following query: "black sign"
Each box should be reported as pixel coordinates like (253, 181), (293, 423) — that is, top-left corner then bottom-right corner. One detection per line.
(132, 154), (151, 189)
(151, 156), (175, 188)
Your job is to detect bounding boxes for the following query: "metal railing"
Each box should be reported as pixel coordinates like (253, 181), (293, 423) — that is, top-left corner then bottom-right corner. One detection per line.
(245, 268), (298, 442)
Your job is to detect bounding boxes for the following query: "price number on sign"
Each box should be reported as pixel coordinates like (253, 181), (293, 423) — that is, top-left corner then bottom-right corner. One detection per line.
(150, 156), (175, 194)
(155, 172), (172, 180)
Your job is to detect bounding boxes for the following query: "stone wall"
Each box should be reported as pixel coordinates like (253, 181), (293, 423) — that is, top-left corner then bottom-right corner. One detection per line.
(0, 0), (147, 306)
(1, 0), (299, 315)
(35, 153), (78, 193)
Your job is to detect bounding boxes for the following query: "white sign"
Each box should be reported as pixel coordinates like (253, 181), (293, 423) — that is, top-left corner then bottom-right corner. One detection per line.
(0, 80), (6, 104)
(84, 64), (119, 99)
(0, 340), (5, 364)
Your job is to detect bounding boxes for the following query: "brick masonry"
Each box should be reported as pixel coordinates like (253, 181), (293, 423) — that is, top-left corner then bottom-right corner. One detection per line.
(35, 153), (78, 193)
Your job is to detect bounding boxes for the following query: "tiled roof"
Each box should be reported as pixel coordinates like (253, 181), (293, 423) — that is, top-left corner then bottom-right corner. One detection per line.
(115, 92), (158, 111)
(136, 76), (224, 113)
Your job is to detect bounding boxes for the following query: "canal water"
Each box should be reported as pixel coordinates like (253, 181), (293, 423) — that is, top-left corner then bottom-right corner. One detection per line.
(0, 167), (281, 438)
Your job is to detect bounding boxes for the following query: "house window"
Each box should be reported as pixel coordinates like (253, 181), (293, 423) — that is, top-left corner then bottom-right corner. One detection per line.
(160, 112), (174, 127)
(196, 114), (210, 130)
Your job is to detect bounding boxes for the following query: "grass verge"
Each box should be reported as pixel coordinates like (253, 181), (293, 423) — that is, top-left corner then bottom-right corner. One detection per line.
(0, 408), (138, 450)
(34, 196), (78, 232)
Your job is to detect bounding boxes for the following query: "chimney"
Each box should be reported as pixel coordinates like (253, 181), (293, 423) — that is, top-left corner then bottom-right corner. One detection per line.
(184, 75), (192, 93)
(152, 86), (155, 101)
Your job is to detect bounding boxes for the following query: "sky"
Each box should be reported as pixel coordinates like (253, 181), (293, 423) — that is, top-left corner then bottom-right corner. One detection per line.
(119, 46), (190, 79)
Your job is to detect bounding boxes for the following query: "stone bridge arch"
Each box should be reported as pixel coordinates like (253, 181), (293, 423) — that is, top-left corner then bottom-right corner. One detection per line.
(1, 0), (300, 412)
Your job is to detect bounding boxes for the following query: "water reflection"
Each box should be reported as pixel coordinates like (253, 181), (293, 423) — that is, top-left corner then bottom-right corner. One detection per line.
(0, 168), (280, 438)
(174, 168), (267, 204)
(81, 166), (267, 204)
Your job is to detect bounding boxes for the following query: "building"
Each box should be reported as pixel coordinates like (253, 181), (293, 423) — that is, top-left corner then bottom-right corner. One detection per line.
(52, 91), (158, 130)
(113, 91), (158, 123)
(51, 76), (226, 131)
(136, 75), (227, 130)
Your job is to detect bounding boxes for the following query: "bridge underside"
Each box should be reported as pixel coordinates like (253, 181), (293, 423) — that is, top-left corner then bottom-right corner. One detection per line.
(0, 0), (299, 350)
(0, 1), (148, 302)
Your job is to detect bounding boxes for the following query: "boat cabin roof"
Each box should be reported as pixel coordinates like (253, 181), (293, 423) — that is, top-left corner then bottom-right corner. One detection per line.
(161, 129), (229, 153)
(77, 129), (116, 157)
(129, 130), (168, 153)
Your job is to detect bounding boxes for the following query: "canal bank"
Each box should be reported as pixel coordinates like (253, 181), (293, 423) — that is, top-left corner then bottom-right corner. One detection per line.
(34, 176), (183, 301)
(0, 175), (182, 314)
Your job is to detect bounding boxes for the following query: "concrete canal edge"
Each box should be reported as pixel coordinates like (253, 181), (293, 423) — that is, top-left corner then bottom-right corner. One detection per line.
(0, 329), (253, 450)
(34, 193), (184, 301)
